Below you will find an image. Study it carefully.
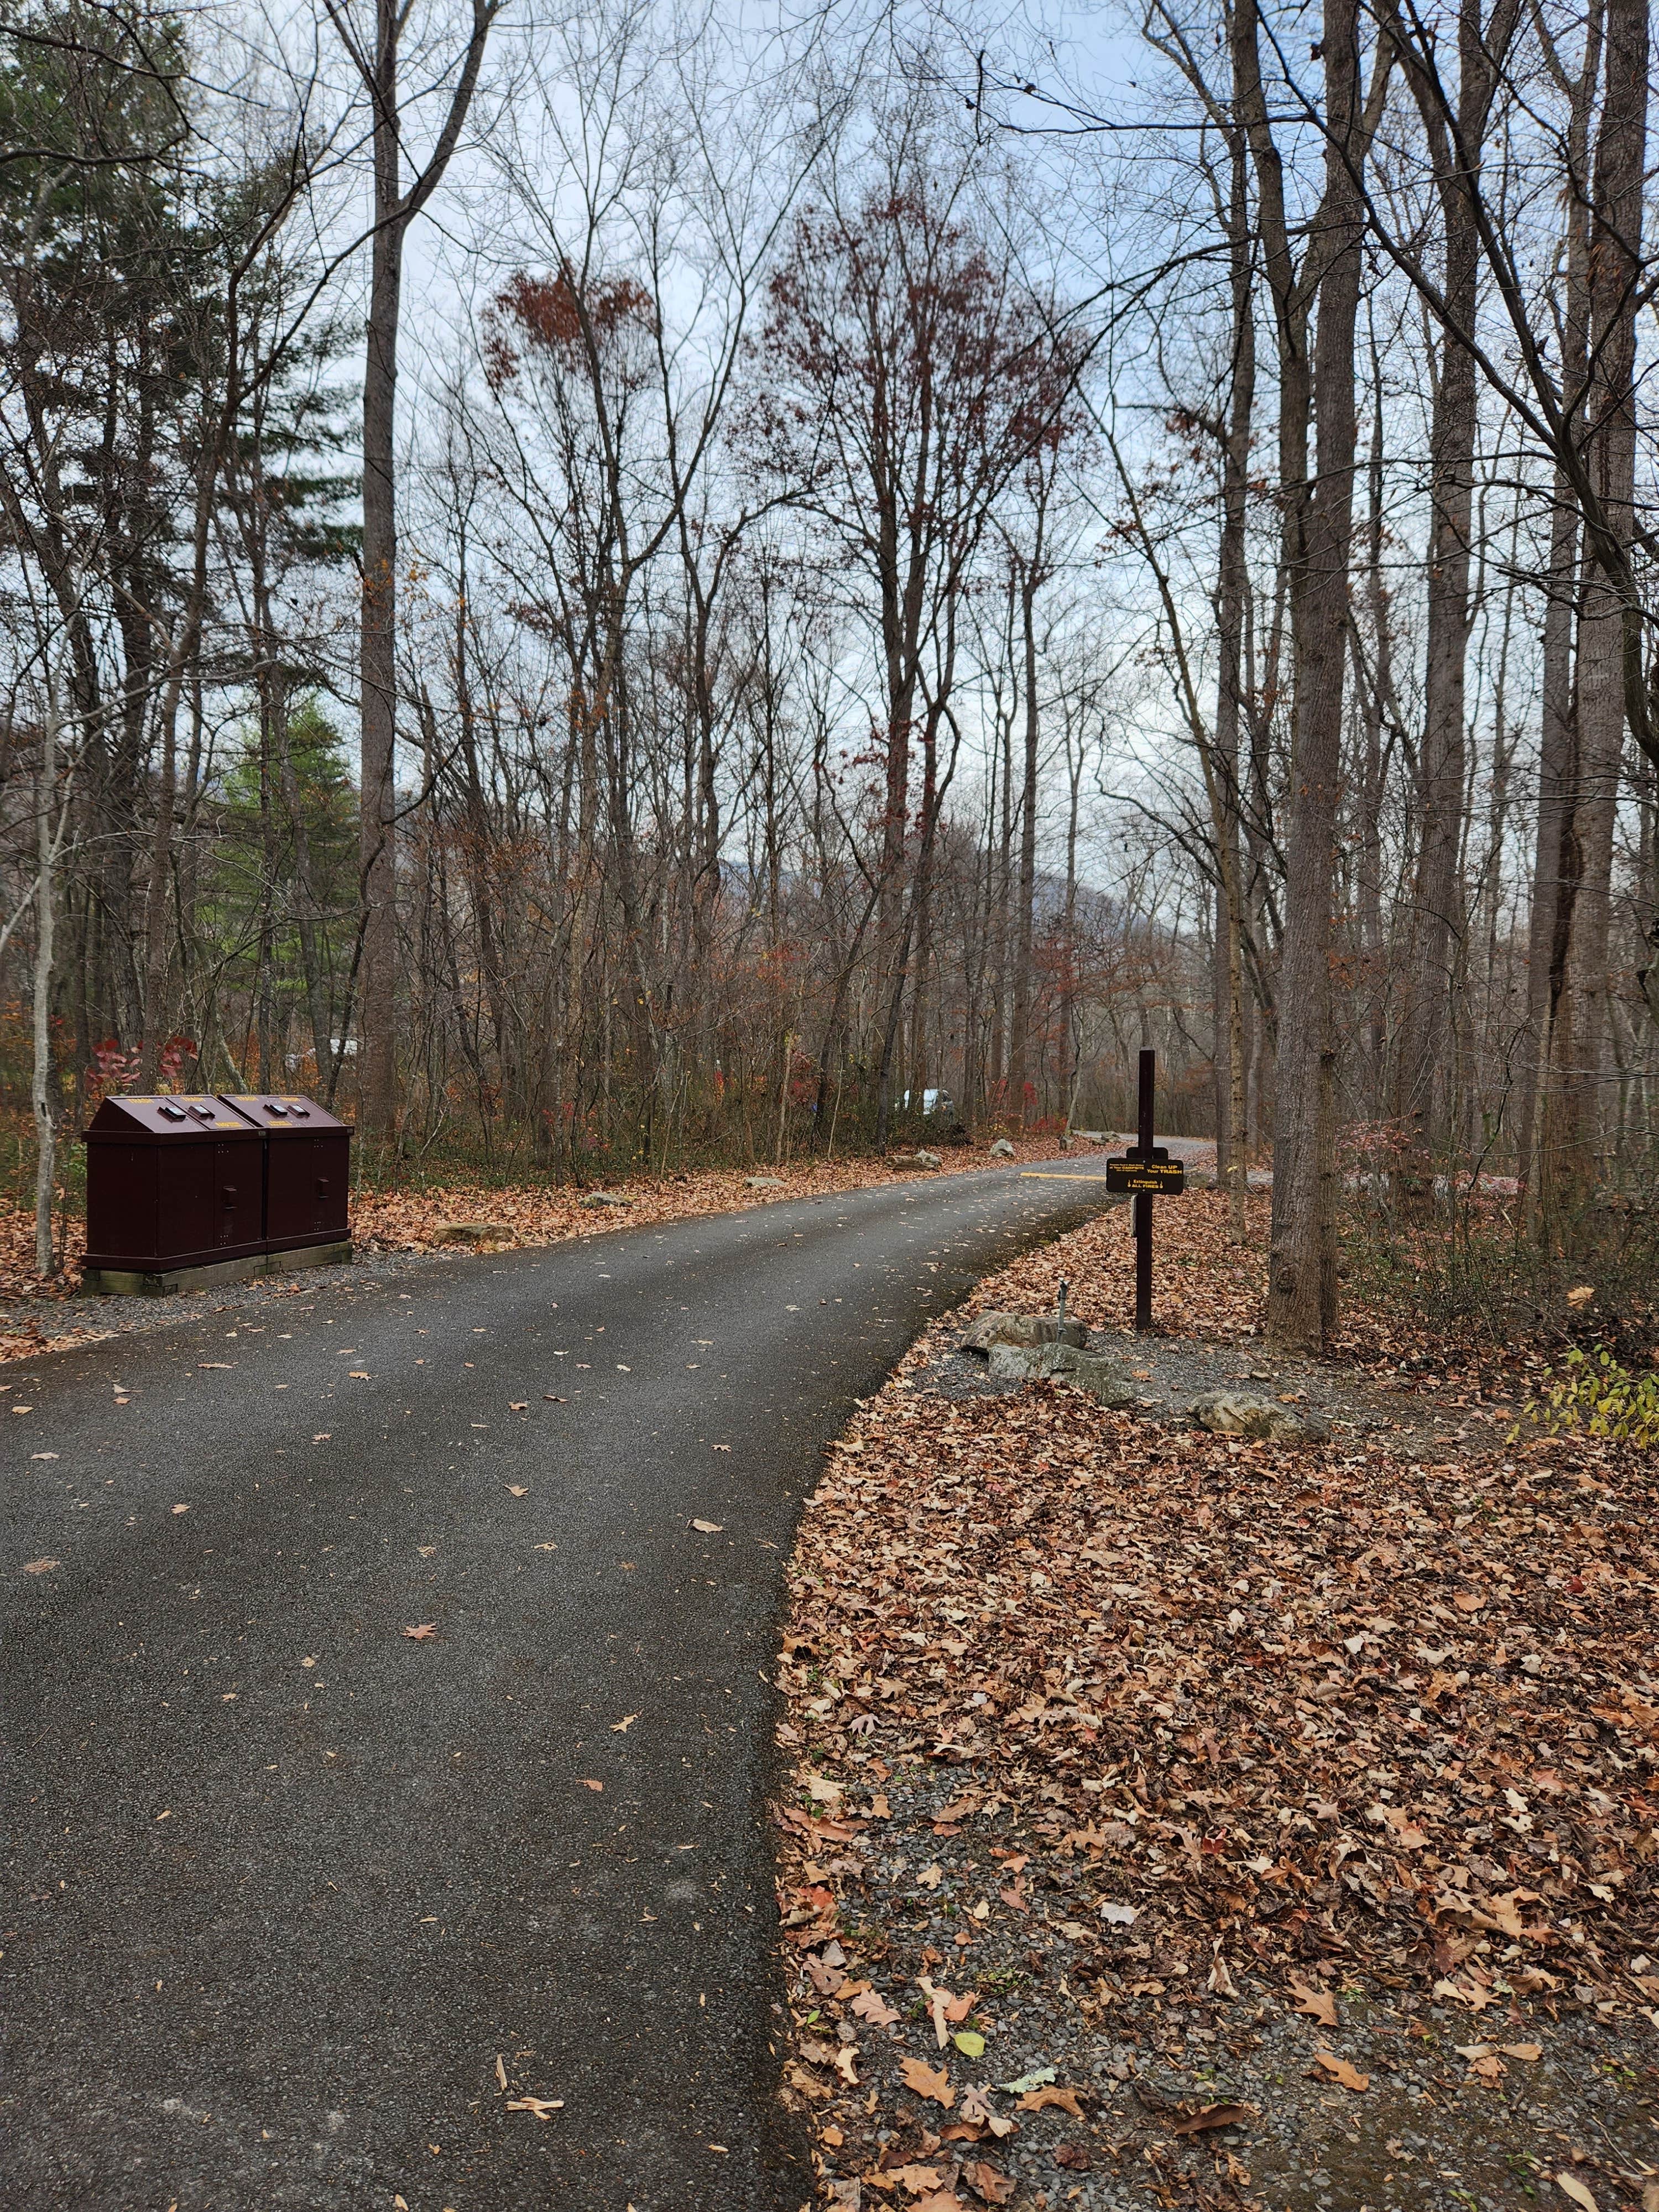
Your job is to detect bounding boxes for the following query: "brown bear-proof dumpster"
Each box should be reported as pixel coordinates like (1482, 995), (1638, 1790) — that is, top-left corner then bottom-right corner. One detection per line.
(82, 1091), (353, 1293)
(83, 1094), (266, 1292)
(218, 1094), (351, 1259)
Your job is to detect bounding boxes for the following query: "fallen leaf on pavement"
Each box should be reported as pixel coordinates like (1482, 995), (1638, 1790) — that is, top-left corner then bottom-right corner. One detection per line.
(1171, 2104), (1254, 2136)
(509, 1401), (528, 1411)
(952, 2031), (985, 2058)
(505, 2096), (565, 2120)
(850, 1989), (900, 2026)
(22, 1557), (58, 1573)
(348, 1371), (369, 1380)
(1054, 2144), (1092, 2171)
(886, 2161), (941, 2191)
(964, 2163), (1014, 2205)
(507, 1485), (528, 1498)
(899, 2056), (955, 2108)
(612, 1714), (640, 1732)
(1554, 2177), (1598, 2211)
(171, 1503), (189, 1514)
(578, 1778), (604, 1791)
(961, 2088), (1014, 2139)
(495, 2055), (507, 2091)
(543, 1393), (565, 1402)
(30, 1451), (57, 1460)
(1017, 2085), (1085, 2117)
(1503, 2043), (1543, 2061)
(1291, 1980), (1339, 2026)
(401, 1624), (439, 1640)
(1312, 2052), (1369, 2092)
(691, 1519), (723, 1533)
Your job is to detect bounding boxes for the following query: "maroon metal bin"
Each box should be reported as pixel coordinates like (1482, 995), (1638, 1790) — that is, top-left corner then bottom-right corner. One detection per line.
(218, 1093), (352, 1254)
(84, 1094), (266, 1276)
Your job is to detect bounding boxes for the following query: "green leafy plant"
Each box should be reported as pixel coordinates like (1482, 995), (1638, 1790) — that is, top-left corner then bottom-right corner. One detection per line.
(1516, 1347), (1659, 1447)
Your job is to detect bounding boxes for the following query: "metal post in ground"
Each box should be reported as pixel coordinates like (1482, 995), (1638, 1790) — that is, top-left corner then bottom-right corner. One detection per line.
(1135, 1047), (1154, 1331)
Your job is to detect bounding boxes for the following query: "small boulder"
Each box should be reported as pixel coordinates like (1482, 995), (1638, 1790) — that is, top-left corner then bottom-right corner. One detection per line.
(1040, 1344), (1140, 1407)
(963, 1310), (1088, 1353)
(988, 1137), (1017, 1159)
(889, 1150), (942, 1171)
(961, 1308), (1022, 1352)
(985, 1340), (1138, 1407)
(433, 1220), (517, 1247)
(1189, 1390), (1328, 1444)
(580, 1190), (633, 1210)
(745, 1175), (785, 1188)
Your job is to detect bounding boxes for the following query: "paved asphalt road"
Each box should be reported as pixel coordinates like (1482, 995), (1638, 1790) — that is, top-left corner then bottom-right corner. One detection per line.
(5, 1164), (1114, 2212)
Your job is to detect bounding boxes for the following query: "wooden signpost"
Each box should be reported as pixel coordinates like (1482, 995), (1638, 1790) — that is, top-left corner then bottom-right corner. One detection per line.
(1104, 1048), (1184, 1329)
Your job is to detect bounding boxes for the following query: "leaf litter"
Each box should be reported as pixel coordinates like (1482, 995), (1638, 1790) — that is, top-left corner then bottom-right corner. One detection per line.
(773, 1188), (1658, 2209)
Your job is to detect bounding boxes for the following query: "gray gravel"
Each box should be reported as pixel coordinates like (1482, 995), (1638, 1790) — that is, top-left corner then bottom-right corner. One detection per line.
(818, 1768), (1655, 2211)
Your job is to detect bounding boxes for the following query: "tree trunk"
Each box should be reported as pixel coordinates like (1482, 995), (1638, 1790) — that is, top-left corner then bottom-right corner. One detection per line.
(1214, 114), (1254, 1237)
(1548, 0), (1647, 1208)
(1516, 0), (1601, 1205)
(347, 0), (498, 1142)
(1266, 0), (1366, 1350)
(1008, 545), (1042, 1120)
(357, 0), (405, 1140)
(1394, 0), (1519, 1204)
(34, 687), (60, 1277)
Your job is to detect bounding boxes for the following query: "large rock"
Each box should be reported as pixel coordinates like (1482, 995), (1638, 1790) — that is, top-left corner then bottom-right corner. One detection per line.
(962, 1310), (1089, 1353)
(987, 1340), (1138, 1407)
(580, 1190), (633, 1210)
(1189, 1390), (1328, 1444)
(433, 1220), (517, 1247)
(988, 1137), (1017, 1159)
(890, 1150), (942, 1171)
(986, 1340), (1042, 1378)
(745, 1175), (785, 1188)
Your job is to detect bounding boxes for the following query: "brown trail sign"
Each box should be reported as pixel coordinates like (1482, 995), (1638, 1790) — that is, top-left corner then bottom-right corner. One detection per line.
(1105, 1050), (1183, 1329)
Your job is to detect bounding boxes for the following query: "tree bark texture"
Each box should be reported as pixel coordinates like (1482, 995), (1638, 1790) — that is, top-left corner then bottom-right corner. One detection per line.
(1266, 0), (1366, 1350)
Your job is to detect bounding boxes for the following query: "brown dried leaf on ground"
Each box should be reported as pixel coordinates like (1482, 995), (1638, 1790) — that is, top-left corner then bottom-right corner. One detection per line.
(898, 2057), (955, 2108)
(1289, 1980), (1338, 2027)
(770, 1187), (1658, 2206)
(1311, 2051), (1369, 2092)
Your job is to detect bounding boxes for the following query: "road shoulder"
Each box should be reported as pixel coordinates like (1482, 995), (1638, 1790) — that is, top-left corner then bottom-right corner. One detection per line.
(772, 1191), (1655, 2211)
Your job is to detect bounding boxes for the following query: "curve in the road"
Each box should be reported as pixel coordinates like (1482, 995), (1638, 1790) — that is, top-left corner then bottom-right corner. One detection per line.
(4, 1164), (1115, 2211)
